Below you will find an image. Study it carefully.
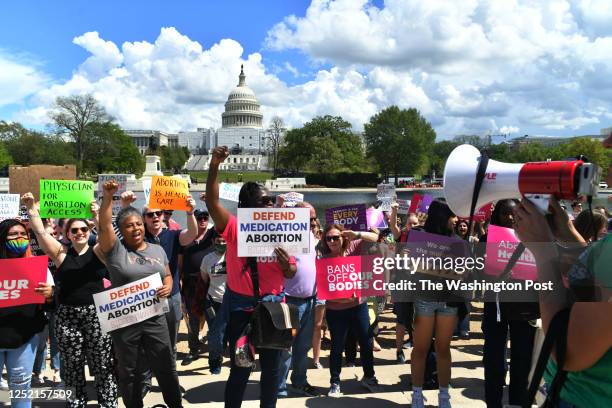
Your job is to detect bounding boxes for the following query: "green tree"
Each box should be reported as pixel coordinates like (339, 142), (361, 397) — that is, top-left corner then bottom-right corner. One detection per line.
(3, 123), (75, 166)
(82, 122), (145, 176)
(430, 140), (459, 177)
(278, 128), (312, 173)
(0, 142), (12, 167)
(559, 138), (610, 172)
(49, 94), (111, 175)
(364, 106), (436, 184)
(159, 146), (190, 172)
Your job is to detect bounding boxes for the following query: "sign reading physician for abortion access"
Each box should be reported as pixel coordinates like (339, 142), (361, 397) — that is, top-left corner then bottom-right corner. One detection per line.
(237, 208), (311, 257)
(93, 274), (169, 334)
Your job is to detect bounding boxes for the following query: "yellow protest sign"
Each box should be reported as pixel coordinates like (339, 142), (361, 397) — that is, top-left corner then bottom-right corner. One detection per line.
(147, 176), (190, 211)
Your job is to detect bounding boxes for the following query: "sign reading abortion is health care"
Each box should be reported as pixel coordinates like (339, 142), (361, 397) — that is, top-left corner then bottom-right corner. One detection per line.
(148, 176), (190, 211)
(0, 194), (20, 221)
(484, 225), (537, 281)
(315, 255), (384, 300)
(0, 256), (48, 308)
(237, 208), (310, 257)
(325, 204), (367, 231)
(39, 180), (94, 218)
(93, 274), (169, 334)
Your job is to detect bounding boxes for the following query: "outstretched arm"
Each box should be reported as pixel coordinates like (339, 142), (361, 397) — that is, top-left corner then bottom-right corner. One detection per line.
(389, 202), (401, 240)
(98, 181), (119, 253)
(205, 146), (232, 233)
(21, 193), (65, 265)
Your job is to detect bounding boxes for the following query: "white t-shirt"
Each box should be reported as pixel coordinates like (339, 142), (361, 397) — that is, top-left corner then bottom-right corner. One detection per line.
(200, 251), (227, 303)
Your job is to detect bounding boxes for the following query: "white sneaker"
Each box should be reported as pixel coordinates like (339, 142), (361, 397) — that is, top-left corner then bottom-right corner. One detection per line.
(327, 383), (342, 398)
(0, 378), (8, 390)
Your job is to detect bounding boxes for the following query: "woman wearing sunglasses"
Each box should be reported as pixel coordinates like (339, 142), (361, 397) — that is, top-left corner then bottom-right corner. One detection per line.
(205, 145), (296, 408)
(21, 193), (117, 408)
(319, 223), (380, 398)
(0, 218), (54, 408)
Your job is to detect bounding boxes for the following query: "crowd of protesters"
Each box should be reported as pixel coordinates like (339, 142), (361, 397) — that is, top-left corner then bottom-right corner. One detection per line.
(0, 135), (611, 408)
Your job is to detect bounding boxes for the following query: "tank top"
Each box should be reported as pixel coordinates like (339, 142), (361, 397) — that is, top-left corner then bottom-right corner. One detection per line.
(55, 246), (107, 305)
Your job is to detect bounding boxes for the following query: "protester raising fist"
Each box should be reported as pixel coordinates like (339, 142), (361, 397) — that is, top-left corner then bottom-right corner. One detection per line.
(210, 146), (230, 166)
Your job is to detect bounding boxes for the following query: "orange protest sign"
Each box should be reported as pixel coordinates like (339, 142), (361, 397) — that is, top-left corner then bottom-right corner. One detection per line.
(147, 176), (190, 211)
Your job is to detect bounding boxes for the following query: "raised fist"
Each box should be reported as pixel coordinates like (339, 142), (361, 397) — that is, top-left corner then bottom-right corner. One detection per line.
(210, 146), (230, 166)
(21, 193), (36, 210)
(121, 191), (138, 206)
(103, 180), (119, 197)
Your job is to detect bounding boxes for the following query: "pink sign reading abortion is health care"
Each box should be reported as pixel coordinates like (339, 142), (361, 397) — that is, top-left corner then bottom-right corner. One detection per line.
(484, 225), (537, 281)
(316, 256), (384, 300)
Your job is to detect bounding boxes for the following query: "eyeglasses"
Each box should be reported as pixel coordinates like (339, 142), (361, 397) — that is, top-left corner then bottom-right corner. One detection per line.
(145, 211), (163, 218)
(197, 215), (209, 221)
(70, 227), (89, 234)
(325, 235), (341, 242)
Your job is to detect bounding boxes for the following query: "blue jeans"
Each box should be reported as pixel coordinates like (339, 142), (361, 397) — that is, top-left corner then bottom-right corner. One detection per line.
(326, 302), (375, 385)
(33, 311), (62, 375)
(278, 296), (315, 395)
(0, 332), (41, 408)
(204, 296), (226, 363)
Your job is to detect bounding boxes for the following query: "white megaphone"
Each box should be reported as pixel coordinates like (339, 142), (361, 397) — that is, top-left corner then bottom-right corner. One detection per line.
(443, 144), (600, 217)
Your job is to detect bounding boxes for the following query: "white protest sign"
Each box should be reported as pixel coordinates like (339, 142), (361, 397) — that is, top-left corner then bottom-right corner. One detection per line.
(377, 183), (395, 212)
(219, 183), (242, 202)
(142, 179), (152, 204)
(98, 175), (128, 216)
(0, 194), (20, 221)
(279, 192), (304, 207)
(237, 208), (311, 257)
(397, 199), (411, 215)
(93, 274), (169, 334)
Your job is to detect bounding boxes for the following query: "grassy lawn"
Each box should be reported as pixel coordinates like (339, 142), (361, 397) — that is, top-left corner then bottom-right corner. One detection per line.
(188, 171), (274, 184)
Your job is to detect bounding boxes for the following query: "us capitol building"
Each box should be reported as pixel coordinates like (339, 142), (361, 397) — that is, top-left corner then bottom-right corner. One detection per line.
(124, 65), (272, 171)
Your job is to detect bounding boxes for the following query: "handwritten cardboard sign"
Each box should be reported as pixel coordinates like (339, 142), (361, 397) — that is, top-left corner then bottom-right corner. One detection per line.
(397, 199), (411, 215)
(97, 175), (128, 216)
(315, 255), (384, 300)
(279, 192), (304, 207)
(219, 183), (242, 202)
(484, 225), (537, 281)
(39, 180), (94, 218)
(325, 204), (367, 231)
(0, 194), (20, 221)
(237, 208), (311, 257)
(148, 176), (190, 211)
(377, 183), (395, 212)
(0, 256), (48, 308)
(93, 274), (169, 334)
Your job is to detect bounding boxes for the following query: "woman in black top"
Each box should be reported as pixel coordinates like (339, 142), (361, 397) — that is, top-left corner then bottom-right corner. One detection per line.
(22, 193), (117, 408)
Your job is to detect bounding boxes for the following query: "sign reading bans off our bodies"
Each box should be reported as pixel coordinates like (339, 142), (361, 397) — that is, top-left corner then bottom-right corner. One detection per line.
(39, 180), (94, 218)
(93, 274), (169, 334)
(148, 176), (190, 211)
(315, 255), (384, 300)
(0, 256), (48, 308)
(237, 208), (310, 257)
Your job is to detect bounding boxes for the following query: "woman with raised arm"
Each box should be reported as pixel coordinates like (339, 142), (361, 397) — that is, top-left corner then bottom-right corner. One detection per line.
(0, 218), (54, 408)
(22, 193), (117, 408)
(97, 180), (182, 408)
(205, 146), (297, 408)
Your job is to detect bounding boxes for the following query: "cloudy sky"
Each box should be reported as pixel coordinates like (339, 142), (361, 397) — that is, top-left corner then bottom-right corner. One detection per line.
(2, 0), (612, 139)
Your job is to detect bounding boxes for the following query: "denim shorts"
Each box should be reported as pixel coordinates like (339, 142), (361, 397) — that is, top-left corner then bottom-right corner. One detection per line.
(414, 300), (458, 317)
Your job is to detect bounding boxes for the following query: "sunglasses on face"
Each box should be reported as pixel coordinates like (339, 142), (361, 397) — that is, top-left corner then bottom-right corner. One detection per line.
(325, 235), (341, 242)
(197, 215), (209, 221)
(70, 227), (89, 235)
(310, 217), (318, 221)
(145, 211), (163, 218)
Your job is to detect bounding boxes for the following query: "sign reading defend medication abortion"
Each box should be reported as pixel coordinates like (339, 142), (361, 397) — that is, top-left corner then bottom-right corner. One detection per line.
(237, 208), (310, 257)
(93, 274), (169, 334)
(39, 180), (94, 218)
(325, 204), (367, 231)
(0, 194), (20, 221)
(315, 256), (384, 300)
(148, 176), (190, 211)
(219, 183), (242, 202)
(0, 256), (48, 308)
(484, 225), (537, 281)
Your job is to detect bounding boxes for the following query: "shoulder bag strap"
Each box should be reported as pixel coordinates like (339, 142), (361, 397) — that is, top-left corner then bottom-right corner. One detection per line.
(465, 152), (489, 242)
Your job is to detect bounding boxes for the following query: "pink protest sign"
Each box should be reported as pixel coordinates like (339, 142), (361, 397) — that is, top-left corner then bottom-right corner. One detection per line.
(366, 208), (388, 229)
(459, 203), (493, 223)
(316, 256), (384, 300)
(408, 193), (423, 213)
(484, 225), (537, 281)
(0, 256), (48, 308)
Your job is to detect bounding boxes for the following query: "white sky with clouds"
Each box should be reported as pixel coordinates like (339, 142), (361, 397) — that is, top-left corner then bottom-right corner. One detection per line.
(3, 0), (612, 139)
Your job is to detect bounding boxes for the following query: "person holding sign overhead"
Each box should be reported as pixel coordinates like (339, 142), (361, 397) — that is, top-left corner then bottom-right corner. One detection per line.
(0, 218), (54, 408)
(21, 193), (118, 408)
(97, 181), (183, 408)
(206, 145), (297, 408)
(319, 223), (381, 398)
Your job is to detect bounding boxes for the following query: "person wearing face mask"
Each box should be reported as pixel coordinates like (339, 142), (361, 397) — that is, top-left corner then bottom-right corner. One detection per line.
(22, 193), (117, 408)
(206, 146), (296, 408)
(0, 218), (54, 408)
(98, 181), (182, 408)
(180, 204), (215, 366)
(478, 199), (539, 408)
(199, 231), (228, 374)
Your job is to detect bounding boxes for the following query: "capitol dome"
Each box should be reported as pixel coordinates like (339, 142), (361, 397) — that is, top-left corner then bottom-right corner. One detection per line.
(221, 65), (263, 128)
